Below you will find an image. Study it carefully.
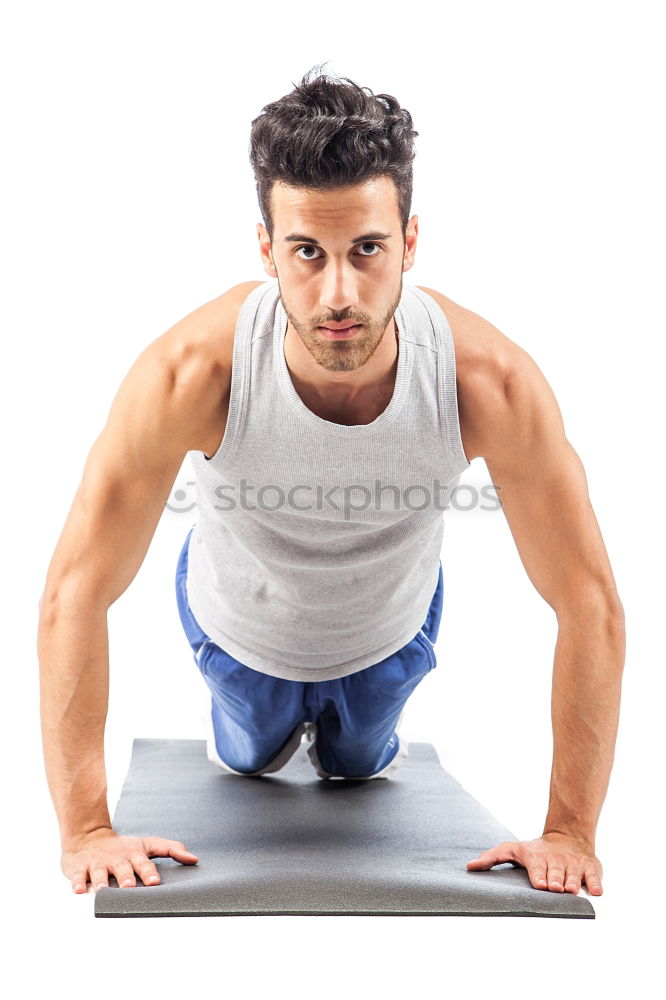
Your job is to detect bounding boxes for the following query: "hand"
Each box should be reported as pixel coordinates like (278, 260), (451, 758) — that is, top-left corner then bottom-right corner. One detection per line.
(61, 827), (199, 893)
(465, 831), (603, 895)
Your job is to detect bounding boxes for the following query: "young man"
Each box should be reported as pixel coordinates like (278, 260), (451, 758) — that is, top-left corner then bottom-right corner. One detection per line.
(38, 67), (624, 899)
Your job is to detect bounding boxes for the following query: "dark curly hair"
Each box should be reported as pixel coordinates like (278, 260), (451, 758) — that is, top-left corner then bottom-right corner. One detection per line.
(249, 63), (419, 243)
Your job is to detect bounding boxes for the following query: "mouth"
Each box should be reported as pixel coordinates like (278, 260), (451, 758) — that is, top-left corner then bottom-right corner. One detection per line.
(318, 324), (363, 340)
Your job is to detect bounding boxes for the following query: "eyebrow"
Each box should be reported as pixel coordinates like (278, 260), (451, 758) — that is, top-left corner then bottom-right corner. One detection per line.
(283, 231), (392, 245)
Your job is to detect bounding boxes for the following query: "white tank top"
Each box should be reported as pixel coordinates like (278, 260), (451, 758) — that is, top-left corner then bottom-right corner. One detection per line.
(185, 278), (470, 681)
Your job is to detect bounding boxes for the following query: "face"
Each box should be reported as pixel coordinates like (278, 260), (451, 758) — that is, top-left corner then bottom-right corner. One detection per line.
(257, 175), (418, 373)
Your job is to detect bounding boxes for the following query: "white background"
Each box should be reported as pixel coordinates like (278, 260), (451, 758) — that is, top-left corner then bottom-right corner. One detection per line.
(2, 0), (663, 996)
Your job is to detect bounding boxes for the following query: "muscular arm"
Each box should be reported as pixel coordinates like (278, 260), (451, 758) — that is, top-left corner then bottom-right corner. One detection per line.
(37, 287), (238, 858)
(460, 331), (626, 852)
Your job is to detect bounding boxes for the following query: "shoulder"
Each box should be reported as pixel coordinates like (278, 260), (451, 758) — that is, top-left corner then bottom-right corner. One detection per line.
(124, 280), (266, 455)
(158, 279), (266, 380)
(132, 279), (265, 404)
(414, 285), (556, 462)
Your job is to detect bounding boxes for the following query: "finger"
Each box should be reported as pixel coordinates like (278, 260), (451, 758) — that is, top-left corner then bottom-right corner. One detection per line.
(110, 859), (137, 889)
(69, 868), (89, 894)
(128, 853), (161, 887)
(583, 865), (603, 895)
(466, 843), (516, 870)
(90, 864), (110, 891)
(143, 838), (199, 864)
(546, 857), (566, 892)
(527, 862), (548, 890)
(563, 865), (581, 894)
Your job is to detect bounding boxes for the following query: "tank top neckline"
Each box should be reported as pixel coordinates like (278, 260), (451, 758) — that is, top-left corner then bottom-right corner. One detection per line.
(273, 288), (413, 437)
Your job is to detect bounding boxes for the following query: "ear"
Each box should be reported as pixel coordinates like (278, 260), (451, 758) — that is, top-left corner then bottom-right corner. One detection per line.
(256, 223), (277, 278)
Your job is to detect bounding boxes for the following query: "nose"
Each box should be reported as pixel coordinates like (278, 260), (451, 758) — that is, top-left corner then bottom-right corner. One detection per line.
(319, 265), (359, 319)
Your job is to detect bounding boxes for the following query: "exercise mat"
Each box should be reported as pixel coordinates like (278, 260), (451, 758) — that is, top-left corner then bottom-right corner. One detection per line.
(95, 738), (595, 918)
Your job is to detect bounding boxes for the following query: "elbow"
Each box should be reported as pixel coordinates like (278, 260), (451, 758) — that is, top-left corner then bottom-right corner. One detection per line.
(608, 593), (626, 639)
(609, 591), (625, 621)
(37, 587), (59, 629)
(601, 586), (625, 630)
(556, 585), (625, 631)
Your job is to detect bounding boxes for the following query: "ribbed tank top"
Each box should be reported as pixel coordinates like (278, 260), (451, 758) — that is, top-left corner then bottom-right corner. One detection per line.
(185, 278), (470, 681)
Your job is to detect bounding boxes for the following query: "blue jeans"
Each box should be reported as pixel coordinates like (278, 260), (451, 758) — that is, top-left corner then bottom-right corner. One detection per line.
(175, 526), (443, 779)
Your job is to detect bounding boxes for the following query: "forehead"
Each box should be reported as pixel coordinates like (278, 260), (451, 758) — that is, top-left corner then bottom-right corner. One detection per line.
(271, 176), (399, 234)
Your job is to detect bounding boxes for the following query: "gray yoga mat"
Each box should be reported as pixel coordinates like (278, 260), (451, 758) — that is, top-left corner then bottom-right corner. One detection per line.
(95, 737), (595, 918)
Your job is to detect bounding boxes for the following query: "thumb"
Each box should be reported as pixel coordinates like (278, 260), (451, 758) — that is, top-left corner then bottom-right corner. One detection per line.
(143, 837), (200, 861)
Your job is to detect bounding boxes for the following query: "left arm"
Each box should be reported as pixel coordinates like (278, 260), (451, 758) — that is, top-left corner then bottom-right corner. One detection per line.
(460, 335), (626, 895)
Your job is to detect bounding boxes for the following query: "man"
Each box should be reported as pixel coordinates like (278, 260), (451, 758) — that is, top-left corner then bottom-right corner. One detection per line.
(38, 67), (625, 899)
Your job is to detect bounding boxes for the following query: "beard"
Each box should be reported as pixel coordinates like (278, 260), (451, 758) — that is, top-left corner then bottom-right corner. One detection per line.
(277, 277), (404, 373)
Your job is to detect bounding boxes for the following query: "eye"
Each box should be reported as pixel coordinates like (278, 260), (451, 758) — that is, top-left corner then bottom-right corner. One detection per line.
(356, 241), (382, 256)
(294, 242), (383, 260)
(295, 244), (322, 260)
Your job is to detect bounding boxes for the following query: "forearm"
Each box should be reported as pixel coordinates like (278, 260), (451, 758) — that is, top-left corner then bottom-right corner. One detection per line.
(38, 588), (112, 850)
(542, 597), (626, 850)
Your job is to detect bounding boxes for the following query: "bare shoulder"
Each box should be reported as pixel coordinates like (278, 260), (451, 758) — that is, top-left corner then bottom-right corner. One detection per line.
(154, 279), (266, 455)
(159, 279), (266, 374)
(415, 285), (549, 462)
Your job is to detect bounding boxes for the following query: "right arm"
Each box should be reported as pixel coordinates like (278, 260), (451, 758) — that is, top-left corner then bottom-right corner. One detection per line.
(37, 289), (237, 893)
